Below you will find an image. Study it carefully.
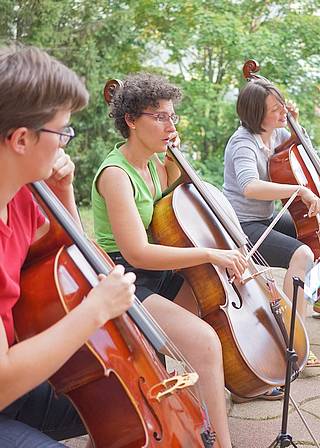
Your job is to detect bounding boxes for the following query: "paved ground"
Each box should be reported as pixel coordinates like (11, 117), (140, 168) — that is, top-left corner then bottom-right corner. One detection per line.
(228, 268), (320, 448)
(63, 269), (320, 448)
(229, 306), (320, 448)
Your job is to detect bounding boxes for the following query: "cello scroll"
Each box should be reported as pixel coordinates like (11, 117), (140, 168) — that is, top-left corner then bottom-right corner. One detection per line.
(242, 59), (260, 81)
(104, 78), (123, 105)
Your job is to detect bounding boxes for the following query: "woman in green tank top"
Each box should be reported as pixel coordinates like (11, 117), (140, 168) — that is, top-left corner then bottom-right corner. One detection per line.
(92, 73), (248, 448)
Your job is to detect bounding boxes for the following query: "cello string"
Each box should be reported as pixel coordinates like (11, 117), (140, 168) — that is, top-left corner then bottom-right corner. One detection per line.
(158, 145), (305, 412)
(166, 146), (283, 299)
(35, 182), (213, 422)
(167, 147), (291, 317)
(133, 296), (194, 371)
(170, 144), (298, 288)
(132, 298), (213, 426)
(131, 298), (215, 416)
(52, 187), (202, 370)
(183, 164), (287, 295)
(169, 144), (246, 245)
(34, 182), (198, 372)
(177, 153), (286, 285)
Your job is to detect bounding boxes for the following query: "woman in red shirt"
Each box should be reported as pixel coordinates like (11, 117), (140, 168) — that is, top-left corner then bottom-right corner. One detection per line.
(0, 44), (135, 448)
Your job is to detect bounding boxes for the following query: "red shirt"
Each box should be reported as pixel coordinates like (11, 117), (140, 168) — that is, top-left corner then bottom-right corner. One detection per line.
(0, 186), (45, 346)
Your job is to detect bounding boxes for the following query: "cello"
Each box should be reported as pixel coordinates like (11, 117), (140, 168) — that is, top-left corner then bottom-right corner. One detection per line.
(243, 59), (320, 259)
(149, 122), (309, 399)
(13, 180), (215, 448)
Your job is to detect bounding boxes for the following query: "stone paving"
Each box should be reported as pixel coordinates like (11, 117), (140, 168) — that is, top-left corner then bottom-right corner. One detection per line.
(229, 307), (320, 448)
(228, 268), (320, 448)
(63, 269), (320, 448)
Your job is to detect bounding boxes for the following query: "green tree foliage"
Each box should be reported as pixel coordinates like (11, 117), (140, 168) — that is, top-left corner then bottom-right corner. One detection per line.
(135, 0), (320, 183)
(1, 0), (319, 197)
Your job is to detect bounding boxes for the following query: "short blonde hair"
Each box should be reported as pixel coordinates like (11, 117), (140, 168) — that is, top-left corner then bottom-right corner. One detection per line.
(0, 43), (89, 138)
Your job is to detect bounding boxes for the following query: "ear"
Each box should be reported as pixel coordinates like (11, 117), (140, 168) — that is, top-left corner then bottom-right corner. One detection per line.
(6, 128), (31, 155)
(124, 113), (136, 130)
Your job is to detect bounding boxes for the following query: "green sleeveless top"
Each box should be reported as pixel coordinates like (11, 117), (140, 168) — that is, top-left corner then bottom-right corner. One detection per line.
(91, 142), (162, 253)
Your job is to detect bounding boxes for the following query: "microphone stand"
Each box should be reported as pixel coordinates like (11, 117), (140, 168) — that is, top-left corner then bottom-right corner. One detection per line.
(268, 277), (319, 448)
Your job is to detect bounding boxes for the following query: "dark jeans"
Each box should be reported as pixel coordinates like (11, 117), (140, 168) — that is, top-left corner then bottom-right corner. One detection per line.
(0, 382), (86, 447)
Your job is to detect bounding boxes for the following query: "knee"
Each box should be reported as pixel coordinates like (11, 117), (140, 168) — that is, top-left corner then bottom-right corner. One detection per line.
(290, 245), (314, 270)
(192, 322), (223, 361)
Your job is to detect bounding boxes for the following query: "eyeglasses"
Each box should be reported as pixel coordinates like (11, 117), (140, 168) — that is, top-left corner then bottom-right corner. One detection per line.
(140, 112), (179, 125)
(39, 126), (75, 146)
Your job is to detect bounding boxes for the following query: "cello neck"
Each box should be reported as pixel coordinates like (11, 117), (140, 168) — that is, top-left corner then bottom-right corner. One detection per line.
(30, 181), (167, 352)
(286, 112), (320, 176)
(167, 145), (247, 247)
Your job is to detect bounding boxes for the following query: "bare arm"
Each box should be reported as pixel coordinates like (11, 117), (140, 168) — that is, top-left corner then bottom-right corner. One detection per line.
(244, 180), (320, 217)
(97, 167), (247, 278)
(0, 266), (135, 410)
(244, 179), (300, 201)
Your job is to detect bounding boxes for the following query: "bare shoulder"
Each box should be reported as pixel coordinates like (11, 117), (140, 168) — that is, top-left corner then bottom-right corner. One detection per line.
(97, 165), (132, 196)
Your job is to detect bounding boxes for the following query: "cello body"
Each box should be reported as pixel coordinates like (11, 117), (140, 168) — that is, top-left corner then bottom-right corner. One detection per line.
(13, 183), (212, 448)
(269, 142), (320, 259)
(151, 182), (309, 398)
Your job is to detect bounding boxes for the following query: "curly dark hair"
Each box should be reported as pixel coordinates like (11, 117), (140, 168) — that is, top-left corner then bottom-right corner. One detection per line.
(109, 73), (182, 138)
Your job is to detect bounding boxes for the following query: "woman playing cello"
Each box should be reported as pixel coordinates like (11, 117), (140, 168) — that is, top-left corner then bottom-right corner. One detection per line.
(92, 72), (249, 448)
(0, 44), (136, 447)
(223, 79), (320, 370)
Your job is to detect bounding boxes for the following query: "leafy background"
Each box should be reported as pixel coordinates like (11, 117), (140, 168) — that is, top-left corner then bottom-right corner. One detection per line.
(1, 0), (319, 210)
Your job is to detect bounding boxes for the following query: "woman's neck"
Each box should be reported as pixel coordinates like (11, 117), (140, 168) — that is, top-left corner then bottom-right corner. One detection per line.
(0, 206), (8, 225)
(0, 182), (21, 219)
(121, 141), (152, 170)
(0, 154), (25, 213)
(260, 129), (274, 147)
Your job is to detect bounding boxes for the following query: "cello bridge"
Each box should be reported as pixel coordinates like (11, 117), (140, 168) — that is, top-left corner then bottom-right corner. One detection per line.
(240, 267), (273, 284)
(148, 372), (199, 402)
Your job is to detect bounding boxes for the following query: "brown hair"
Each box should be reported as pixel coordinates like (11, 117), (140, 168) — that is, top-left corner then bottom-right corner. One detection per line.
(236, 80), (285, 134)
(0, 43), (89, 138)
(109, 73), (182, 138)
